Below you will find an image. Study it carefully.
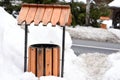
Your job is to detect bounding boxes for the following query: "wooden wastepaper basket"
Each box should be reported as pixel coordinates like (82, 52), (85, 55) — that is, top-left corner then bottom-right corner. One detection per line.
(28, 44), (60, 77)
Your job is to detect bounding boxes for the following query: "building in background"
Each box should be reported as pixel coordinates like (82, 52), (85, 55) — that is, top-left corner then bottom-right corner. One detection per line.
(10, 0), (22, 5)
(109, 0), (120, 29)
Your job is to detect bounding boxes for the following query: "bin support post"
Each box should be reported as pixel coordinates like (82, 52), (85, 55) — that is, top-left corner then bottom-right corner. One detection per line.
(24, 24), (28, 72)
(61, 27), (65, 77)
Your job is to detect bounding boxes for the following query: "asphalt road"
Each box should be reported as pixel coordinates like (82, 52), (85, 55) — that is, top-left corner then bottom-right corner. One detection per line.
(72, 39), (120, 56)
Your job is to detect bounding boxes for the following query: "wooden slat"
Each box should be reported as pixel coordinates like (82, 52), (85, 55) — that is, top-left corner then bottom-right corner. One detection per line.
(101, 24), (107, 29)
(17, 6), (29, 25)
(59, 8), (70, 26)
(42, 7), (53, 26)
(37, 48), (44, 77)
(25, 6), (37, 25)
(34, 7), (45, 26)
(18, 4), (71, 26)
(66, 14), (72, 26)
(51, 8), (61, 26)
(30, 48), (37, 75)
(45, 48), (52, 76)
(28, 47), (31, 72)
(53, 47), (60, 76)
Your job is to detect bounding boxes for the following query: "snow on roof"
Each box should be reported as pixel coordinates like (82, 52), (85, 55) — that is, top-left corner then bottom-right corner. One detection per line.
(59, 0), (86, 3)
(109, 0), (120, 8)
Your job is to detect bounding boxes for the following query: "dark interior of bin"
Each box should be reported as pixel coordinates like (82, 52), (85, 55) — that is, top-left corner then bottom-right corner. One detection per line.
(30, 44), (59, 48)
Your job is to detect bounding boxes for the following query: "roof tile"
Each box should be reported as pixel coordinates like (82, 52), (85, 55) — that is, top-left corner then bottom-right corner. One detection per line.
(17, 3), (72, 26)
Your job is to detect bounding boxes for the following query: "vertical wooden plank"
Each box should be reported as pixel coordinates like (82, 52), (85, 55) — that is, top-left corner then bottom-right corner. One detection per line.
(42, 7), (53, 26)
(28, 47), (31, 72)
(53, 47), (60, 76)
(26, 6), (37, 25)
(30, 48), (37, 75)
(59, 8), (70, 26)
(101, 24), (106, 29)
(45, 48), (52, 76)
(37, 48), (44, 77)
(17, 6), (29, 25)
(51, 8), (61, 26)
(34, 7), (45, 26)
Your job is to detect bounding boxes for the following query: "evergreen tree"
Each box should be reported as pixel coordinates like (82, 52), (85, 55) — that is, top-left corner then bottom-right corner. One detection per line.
(22, 0), (58, 4)
(3, 0), (11, 6)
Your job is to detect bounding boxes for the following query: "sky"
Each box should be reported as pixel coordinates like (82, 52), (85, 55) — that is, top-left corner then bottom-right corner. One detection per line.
(0, 4), (120, 80)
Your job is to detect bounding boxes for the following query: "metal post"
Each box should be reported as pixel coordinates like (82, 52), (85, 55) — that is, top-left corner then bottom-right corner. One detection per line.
(24, 24), (28, 72)
(61, 27), (65, 77)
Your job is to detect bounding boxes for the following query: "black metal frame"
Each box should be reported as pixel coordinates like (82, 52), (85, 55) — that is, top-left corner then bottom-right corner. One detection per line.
(61, 27), (65, 77)
(24, 24), (28, 72)
(24, 24), (66, 77)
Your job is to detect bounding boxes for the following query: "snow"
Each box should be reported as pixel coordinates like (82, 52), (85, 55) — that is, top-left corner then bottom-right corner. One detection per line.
(0, 7), (120, 80)
(108, 29), (120, 40)
(59, 0), (86, 3)
(109, 0), (120, 7)
(66, 26), (120, 43)
(102, 20), (113, 29)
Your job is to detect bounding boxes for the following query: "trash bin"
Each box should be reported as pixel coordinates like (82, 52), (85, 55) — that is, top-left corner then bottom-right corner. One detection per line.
(28, 44), (60, 77)
(100, 24), (106, 29)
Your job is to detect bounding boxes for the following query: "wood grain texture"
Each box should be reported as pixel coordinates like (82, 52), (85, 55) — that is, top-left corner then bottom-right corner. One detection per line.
(59, 8), (70, 26)
(45, 48), (52, 76)
(42, 7), (53, 26)
(26, 7), (37, 25)
(37, 48), (44, 77)
(53, 47), (60, 76)
(51, 8), (61, 26)
(34, 7), (45, 26)
(28, 47), (31, 72)
(17, 6), (29, 24)
(29, 48), (36, 75)
(18, 4), (71, 26)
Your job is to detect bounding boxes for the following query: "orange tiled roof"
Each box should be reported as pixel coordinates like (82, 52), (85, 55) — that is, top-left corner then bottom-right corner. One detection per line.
(100, 16), (110, 20)
(17, 3), (72, 26)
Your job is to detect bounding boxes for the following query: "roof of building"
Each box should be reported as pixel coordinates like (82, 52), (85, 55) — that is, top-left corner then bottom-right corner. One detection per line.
(17, 3), (72, 26)
(109, 0), (120, 8)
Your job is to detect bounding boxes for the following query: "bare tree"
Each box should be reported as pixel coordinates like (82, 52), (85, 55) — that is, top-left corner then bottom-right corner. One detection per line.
(85, 0), (90, 26)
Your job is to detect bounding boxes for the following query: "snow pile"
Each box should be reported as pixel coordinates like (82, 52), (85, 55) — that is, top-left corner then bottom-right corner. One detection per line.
(78, 52), (120, 80)
(20, 72), (38, 80)
(66, 26), (120, 43)
(40, 76), (66, 80)
(108, 28), (120, 40)
(64, 49), (89, 80)
(102, 20), (112, 29)
(1, 7), (120, 80)
(80, 53), (111, 80)
(103, 52), (120, 80)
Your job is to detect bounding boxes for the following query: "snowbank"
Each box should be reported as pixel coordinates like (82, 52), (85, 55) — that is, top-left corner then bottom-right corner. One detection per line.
(102, 20), (112, 29)
(108, 28), (120, 40)
(103, 52), (120, 80)
(66, 26), (120, 43)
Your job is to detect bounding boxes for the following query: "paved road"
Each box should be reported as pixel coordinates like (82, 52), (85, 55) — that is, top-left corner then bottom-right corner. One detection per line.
(72, 39), (120, 56)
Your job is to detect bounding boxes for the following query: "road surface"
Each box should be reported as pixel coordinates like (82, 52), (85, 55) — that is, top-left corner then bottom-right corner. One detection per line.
(72, 39), (120, 56)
